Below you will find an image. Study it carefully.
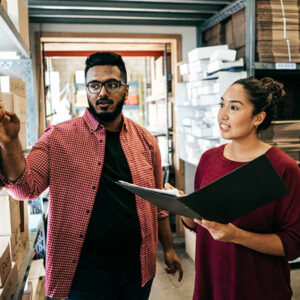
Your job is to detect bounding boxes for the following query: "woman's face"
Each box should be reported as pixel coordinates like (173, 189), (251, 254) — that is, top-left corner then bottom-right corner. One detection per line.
(218, 84), (262, 141)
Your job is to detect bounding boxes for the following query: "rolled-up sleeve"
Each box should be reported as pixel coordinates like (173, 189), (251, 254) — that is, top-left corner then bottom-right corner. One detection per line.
(275, 162), (300, 261)
(2, 126), (53, 201)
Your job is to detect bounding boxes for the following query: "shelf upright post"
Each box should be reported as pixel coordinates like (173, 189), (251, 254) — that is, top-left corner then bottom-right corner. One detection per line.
(164, 43), (170, 183)
(246, 0), (256, 76)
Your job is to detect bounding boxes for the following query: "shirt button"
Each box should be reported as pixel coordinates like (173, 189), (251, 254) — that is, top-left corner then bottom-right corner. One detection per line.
(72, 260), (76, 264)
(92, 186), (96, 190)
(86, 209), (90, 214)
(100, 139), (103, 143)
(79, 234), (84, 238)
(98, 162), (101, 166)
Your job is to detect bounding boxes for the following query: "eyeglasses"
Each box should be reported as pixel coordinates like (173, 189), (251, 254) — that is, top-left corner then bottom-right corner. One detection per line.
(86, 79), (126, 94)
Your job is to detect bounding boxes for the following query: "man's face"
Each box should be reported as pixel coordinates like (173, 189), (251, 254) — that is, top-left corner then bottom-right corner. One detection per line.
(85, 65), (128, 122)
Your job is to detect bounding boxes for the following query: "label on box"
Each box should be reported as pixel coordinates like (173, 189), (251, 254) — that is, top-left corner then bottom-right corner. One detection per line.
(275, 63), (296, 70)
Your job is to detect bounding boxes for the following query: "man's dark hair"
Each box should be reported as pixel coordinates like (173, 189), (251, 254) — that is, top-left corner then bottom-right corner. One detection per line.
(84, 52), (127, 82)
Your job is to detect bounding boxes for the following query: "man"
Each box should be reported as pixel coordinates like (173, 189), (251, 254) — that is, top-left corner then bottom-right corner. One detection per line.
(0, 52), (183, 299)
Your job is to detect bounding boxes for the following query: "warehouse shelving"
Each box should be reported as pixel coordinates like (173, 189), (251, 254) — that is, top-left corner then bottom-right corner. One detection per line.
(0, 4), (30, 58)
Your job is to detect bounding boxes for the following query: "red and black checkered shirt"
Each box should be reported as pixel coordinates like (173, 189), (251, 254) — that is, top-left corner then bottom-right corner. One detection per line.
(3, 109), (168, 298)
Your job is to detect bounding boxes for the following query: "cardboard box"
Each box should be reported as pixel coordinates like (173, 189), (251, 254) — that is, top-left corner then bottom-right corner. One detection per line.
(0, 93), (13, 112)
(0, 190), (29, 270)
(28, 259), (46, 300)
(0, 190), (21, 236)
(0, 93), (27, 122)
(0, 0), (7, 12)
(13, 94), (27, 123)
(19, 122), (27, 151)
(204, 23), (225, 42)
(225, 19), (235, 49)
(0, 76), (26, 98)
(0, 241), (11, 288)
(0, 262), (17, 300)
(232, 8), (246, 48)
(7, 0), (30, 50)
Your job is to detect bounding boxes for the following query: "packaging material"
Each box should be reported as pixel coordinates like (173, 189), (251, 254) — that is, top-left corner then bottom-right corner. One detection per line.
(188, 59), (209, 73)
(210, 49), (237, 62)
(0, 76), (26, 98)
(0, 262), (17, 300)
(0, 241), (11, 288)
(7, 0), (30, 50)
(207, 58), (244, 74)
(188, 45), (228, 62)
(179, 63), (189, 76)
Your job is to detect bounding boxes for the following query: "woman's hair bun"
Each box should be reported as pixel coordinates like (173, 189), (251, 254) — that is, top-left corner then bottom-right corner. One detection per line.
(260, 77), (285, 107)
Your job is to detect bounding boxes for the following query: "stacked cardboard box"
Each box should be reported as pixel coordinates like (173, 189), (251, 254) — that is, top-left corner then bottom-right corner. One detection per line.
(259, 121), (300, 162)
(0, 76), (27, 151)
(7, 0), (30, 50)
(224, 8), (246, 60)
(0, 190), (29, 271)
(0, 262), (17, 300)
(204, 23), (225, 46)
(256, 0), (300, 62)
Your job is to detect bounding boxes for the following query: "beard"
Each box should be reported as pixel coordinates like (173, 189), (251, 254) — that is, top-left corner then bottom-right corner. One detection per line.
(88, 93), (125, 122)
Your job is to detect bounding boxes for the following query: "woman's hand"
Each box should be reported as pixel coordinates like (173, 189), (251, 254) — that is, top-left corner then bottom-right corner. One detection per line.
(164, 182), (184, 195)
(194, 218), (239, 243)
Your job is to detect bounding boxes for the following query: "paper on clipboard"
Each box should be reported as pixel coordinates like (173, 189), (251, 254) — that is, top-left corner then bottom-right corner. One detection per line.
(116, 155), (289, 223)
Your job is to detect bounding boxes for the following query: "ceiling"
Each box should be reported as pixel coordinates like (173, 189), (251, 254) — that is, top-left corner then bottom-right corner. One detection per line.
(28, 0), (237, 27)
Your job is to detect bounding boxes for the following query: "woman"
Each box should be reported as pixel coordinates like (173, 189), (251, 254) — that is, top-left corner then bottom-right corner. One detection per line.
(182, 77), (300, 300)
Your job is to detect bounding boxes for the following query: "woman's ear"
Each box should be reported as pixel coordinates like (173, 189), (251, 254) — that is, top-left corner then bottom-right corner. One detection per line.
(254, 111), (266, 127)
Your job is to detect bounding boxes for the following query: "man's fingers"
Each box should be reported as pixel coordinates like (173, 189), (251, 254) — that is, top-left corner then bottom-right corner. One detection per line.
(177, 263), (183, 282)
(164, 182), (175, 190)
(4, 111), (19, 123)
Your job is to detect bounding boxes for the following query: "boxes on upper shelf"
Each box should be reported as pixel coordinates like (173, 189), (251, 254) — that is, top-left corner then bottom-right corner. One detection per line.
(204, 23), (226, 46)
(210, 49), (237, 62)
(188, 45), (228, 62)
(0, 241), (11, 288)
(0, 76), (26, 98)
(231, 8), (246, 49)
(207, 58), (244, 74)
(0, 262), (17, 300)
(7, 0), (30, 50)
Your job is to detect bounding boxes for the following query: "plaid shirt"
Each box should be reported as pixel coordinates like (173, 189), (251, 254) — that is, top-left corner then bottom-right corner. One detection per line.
(3, 109), (168, 298)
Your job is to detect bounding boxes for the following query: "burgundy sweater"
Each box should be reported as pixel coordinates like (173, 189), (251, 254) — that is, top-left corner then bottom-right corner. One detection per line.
(192, 145), (300, 300)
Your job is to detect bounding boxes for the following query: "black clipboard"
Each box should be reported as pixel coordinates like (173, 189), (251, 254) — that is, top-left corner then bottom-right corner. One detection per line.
(116, 155), (289, 223)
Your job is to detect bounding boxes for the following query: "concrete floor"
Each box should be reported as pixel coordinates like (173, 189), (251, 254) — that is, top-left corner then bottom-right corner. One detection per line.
(150, 236), (300, 300)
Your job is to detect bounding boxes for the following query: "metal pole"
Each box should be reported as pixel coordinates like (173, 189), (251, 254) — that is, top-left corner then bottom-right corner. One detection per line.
(164, 43), (170, 183)
(246, 0), (255, 76)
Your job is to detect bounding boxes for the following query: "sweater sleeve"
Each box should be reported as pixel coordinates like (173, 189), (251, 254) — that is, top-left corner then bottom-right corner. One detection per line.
(275, 161), (300, 261)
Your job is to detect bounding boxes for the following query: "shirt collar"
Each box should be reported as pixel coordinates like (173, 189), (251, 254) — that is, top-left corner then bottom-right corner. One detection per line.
(83, 109), (128, 132)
